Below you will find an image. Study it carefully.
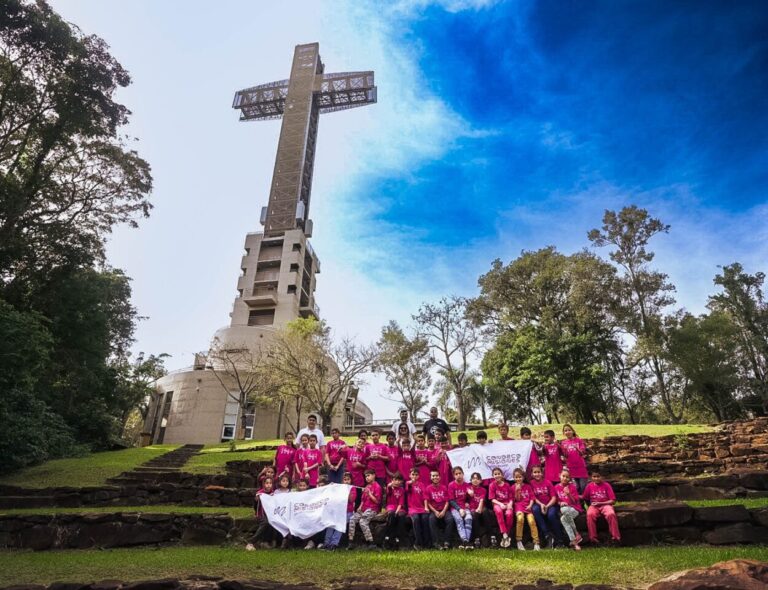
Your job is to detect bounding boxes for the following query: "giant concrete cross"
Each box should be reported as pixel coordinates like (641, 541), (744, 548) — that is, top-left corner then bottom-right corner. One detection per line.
(232, 43), (377, 236)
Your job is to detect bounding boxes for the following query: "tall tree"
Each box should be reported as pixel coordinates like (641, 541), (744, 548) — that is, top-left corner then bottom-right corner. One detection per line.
(269, 318), (377, 433)
(0, 0), (152, 294)
(708, 263), (768, 413)
(414, 297), (480, 430)
(374, 320), (432, 422)
(588, 206), (682, 422)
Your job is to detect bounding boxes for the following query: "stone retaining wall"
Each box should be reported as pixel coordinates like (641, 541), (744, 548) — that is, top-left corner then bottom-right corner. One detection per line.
(2, 501), (768, 551)
(2, 470), (767, 510)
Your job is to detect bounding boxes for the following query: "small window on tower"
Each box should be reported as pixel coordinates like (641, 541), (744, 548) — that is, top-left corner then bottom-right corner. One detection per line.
(290, 263), (299, 272)
(287, 285), (297, 294)
(292, 243), (302, 252)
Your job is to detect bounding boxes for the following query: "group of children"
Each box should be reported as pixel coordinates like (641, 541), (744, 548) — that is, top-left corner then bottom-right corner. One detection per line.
(247, 423), (621, 552)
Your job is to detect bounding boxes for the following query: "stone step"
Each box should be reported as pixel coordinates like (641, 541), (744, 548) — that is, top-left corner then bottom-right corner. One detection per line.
(0, 495), (55, 509)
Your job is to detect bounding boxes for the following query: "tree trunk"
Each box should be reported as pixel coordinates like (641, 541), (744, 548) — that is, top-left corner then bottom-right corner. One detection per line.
(276, 399), (285, 439)
(481, 404), (487, 428)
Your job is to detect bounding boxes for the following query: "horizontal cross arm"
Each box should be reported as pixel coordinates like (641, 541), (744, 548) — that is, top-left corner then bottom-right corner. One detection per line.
(232, 79), (289, 121)
(316, 71), (377, 114)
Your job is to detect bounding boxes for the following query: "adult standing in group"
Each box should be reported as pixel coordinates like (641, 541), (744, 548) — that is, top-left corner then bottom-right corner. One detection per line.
(392, 409), (416, 436)
(297, 414), (326, 448)
(422, 407), (451, 440)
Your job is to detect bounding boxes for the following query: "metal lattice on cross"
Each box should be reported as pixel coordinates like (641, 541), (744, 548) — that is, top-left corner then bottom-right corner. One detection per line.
(232, 43), (377, 235)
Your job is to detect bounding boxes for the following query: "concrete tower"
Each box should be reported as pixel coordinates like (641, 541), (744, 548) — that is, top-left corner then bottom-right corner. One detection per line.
(143, 44), (376, 444)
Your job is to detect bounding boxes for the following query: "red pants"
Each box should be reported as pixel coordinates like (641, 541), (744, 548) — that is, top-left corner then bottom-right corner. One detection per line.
(586, 505), (620, 541)
(493, 505), (514, 535)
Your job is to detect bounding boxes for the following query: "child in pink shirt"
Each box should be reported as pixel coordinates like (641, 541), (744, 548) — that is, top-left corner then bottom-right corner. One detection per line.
(489, 467), (514, 548)
(364, 429), (390, 489)
(325, 428), (347, 484)
(425, 470), (450, 550)
(467, 472), (487, 547)
(273, 432), (296, 482)
(555, 470), (583, 551)
(582, 470), (620, 544)
(406, 467), (429, 549)
(346, 438), (368, 489)
(519, 427), (542, 480)
(348, 470), (381, 549)
(542, 429), (564, 485)
(512, 467), (540, 551)
(324, 472), (356, 550)
(293, 434), (310, 481)
(413, 434), (433, 485)
(561, 424), (588, 492)
(447, 466), (473, 548)
(246, 476), (275, 550)
(384, 472), (407, 547)
(297, 434), (323, 487)
(384, 431), (401, 482)
(530, 464), (565, 548)
(434, 430), (453, 487)
(397, 438), (415, 478)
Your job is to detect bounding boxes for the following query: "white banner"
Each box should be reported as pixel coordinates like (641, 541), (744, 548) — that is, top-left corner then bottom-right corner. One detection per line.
(447, 440), (532, 480)
(260, 483), (351, 539)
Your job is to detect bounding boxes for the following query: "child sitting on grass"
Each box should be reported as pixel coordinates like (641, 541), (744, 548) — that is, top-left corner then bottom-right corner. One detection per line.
(406, 467), (430, 550)
(582, 469), (621, 545)
(246, 476), (275, 550)
(489, 467), (514, 548)
(448, 466), (473, 549)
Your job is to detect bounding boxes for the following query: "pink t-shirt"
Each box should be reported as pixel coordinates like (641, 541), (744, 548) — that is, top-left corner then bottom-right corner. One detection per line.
(326, 439), (347, 465)
(561, 437), (588, 478)
(543, 443), (564, 483)
(274, 445), (296, 478)
(254, 488), (270, 518)
(489, 480), (512, 503)
(346, 448), (367, 487)
(406, 480), (427, 514)
(526, 444), (541, 479)
(531, 479), (555, 504)
(468, 484), (487, 511)
(397, 450), (415, 479)
(360, 481), (382, 512)
(385, 444), (401, 477)
(347, 487), (358, 513)
(436, 444), (453, 485)
(365, 442), (389, 478)
(513, 483), (535, 513)
(297, 447), (323, 487)
(555, 482), (583, 512)
(425, 483), (449, 511)
(447, 481), (471, 509)
(386, 485), (405, 512)
(582, 481), (615, 504)
(414, 448), (432, 484)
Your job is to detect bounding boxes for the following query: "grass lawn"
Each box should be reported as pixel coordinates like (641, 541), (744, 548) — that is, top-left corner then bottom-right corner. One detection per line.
(0, 446), (177, 489)
(0, 505), (254, 518)
(1, 545), (766, 587)
(186, 450), (273, 474)
(684, 497), (768, 509)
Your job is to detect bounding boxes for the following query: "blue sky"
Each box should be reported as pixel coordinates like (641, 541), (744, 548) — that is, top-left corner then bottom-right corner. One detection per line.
(50, 0), (768, 419)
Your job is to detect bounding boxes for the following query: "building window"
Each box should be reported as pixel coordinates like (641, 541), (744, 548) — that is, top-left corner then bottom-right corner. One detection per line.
(221, 399), (240, 441)
(248, 309), (275, 326)
(292, 243), (302, 252)
(287, 285), (296, 294)
(290, 263), (299, 272)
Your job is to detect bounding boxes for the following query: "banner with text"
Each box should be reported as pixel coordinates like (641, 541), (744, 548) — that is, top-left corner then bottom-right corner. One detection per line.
(260, 483), (351, 539)
(447, 440), (532, 480)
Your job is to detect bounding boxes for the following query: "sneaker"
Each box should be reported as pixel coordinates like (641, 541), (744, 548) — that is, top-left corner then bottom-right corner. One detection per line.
(546, 535), (555, 549)
(575, 533), (583, 544)
(517, 541), (526, 551)
(501, 534), (509, 548)
(384, 536), (390, 546)
(573, 543), (581, 551)
(366, 542), (378, 551)
(280, 538), (291, 549)
(442, 542), (451, 551)
(533, 543), (541, 551)
(305, 540), (316, 550)
(245, 543), (255, 551)
(474, 538), (481, 549)
(317, 543), (324, 549)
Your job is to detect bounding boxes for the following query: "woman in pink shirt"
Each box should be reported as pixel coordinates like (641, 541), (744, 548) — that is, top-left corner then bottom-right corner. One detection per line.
(273, 432), (296, 483)
(555, 469), (583, 551)
(406, 467), (430, 549)
(582, 469), (621, 544)
(512, 468), (540, 551)
(561, 424), (589, 492)
(489, 467), (514, 548)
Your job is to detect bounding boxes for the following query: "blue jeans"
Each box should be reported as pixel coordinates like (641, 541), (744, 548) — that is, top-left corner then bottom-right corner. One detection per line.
(410, 512), (430, 547)
(450, 508), (473, 543)
(327, 465), (345, 484)
(532, 503), (566, 544)
(324, 512), (352, 547)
